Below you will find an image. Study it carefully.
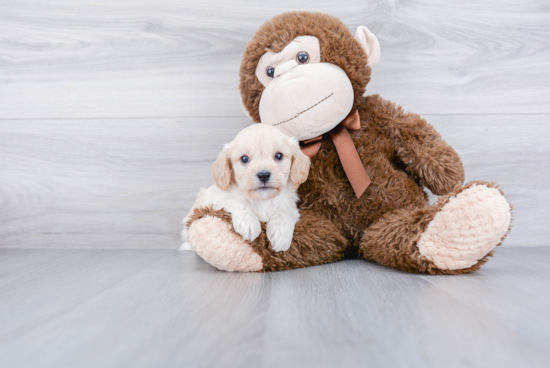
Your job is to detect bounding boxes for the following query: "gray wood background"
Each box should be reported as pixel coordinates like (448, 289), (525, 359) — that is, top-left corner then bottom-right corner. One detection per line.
(0, 0), (548, 248)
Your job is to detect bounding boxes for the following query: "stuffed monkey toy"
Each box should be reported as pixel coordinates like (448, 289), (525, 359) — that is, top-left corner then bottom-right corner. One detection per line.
(186, 12), (512, 274)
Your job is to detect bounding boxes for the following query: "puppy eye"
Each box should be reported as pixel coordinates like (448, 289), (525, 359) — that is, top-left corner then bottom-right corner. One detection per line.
(266, 67), (275, 78)
(274, 152), (283, 161)
(296, 51), (309, 64)
(240, 156), (249, 164)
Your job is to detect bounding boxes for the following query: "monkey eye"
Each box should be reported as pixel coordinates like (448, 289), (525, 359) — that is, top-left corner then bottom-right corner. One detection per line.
(274, 152), (283, 161)
(241, 156), (250, 164)
(296, 51), (309, 64)
(266, 67), (275, 78)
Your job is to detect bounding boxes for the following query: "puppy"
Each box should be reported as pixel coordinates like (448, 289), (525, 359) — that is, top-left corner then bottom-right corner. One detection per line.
(181, 124), (311, 252)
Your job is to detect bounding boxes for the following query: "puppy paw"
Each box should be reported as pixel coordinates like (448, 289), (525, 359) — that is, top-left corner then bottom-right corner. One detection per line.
(232, 212), (262, 241)
(266, 220), (294, 252)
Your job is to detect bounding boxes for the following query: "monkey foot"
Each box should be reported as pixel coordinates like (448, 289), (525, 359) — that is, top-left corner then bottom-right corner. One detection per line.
(417, 183), (511, 271)
(188, 216), (263, 272)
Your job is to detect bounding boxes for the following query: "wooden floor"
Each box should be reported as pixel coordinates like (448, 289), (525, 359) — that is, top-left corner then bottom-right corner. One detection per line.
(0, 247), (549, 368)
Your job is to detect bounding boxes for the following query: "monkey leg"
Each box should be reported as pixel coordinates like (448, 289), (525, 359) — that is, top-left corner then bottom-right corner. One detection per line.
(187, 207), (348, 272)
(358, 181), (512, 275)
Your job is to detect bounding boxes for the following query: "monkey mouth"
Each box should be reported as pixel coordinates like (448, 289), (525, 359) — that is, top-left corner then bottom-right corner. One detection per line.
(273, 93), (334, 127)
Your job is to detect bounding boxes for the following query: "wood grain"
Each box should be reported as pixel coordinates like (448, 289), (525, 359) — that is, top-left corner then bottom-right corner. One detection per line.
(420, 247), (550, 351)
(0, 248), (549, 367)
(0, 2), (548, 366)
(0, 0), (547, 249)
(0, 117), (250, 248)
(430, 115), (550, 247)
(1, 0), (549, 118)
(0, 115), (547, 248)
(0, 249), (167, 342)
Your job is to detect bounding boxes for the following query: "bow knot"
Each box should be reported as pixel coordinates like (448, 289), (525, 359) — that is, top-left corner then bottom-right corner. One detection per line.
(300, 110), (371, 198)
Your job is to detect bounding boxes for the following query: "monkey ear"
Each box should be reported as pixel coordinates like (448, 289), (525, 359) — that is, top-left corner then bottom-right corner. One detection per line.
(211, 146), (234, 190)
(355, 26), (380, 67)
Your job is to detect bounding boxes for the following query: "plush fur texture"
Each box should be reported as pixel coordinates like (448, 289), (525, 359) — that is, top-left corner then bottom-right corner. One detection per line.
(187, 208), (263, 272)
(187, 11), (512, 274)
(240, 12), (371, 123)
(417, 183), (512, 270)
(188, 206), (348, 272)
(182, 124), (310, 252)
(358, 181), (511, 275)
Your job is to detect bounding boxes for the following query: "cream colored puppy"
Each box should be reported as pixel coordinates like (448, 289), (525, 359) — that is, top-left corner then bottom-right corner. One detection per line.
(181, 124), (311, 252)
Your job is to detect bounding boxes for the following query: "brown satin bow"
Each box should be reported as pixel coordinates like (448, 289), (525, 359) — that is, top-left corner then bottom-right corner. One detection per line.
(300, 110), (371, 198)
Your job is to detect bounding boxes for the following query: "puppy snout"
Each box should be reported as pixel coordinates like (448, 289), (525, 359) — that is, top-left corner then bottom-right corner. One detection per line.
(257, 171), (271, 183)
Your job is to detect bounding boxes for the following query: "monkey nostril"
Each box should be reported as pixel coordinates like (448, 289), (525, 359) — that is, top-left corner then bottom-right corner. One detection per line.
(257, 171), (271, 183)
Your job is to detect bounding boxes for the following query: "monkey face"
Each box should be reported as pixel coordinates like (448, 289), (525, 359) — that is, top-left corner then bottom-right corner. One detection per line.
(255, 36), (355, 141)
(240, 12), (381, 141)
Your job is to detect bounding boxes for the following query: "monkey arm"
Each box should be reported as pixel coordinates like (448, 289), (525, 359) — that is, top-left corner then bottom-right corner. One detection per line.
(363, 95), (465, 195)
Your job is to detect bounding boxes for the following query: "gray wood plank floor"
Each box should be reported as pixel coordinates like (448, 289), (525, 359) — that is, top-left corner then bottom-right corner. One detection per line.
(0, 247), (549, 368)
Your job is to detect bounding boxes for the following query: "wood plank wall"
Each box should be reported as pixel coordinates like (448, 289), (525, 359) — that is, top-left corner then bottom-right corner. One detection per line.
(1, 0), (548, 248)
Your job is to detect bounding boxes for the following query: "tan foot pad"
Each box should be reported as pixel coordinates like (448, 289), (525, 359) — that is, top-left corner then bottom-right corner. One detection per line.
(418, 184), (511, 270)
(189, 216), (263, 272)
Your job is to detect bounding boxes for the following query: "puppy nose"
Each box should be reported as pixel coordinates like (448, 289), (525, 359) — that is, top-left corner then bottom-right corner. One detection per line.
(257, 171), (271, 183)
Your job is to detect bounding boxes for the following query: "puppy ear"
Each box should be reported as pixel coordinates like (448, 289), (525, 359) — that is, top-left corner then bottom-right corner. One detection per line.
(211, 146), (233, 190)
(355, 26), (380, 67)
(289, 138), (311, 188)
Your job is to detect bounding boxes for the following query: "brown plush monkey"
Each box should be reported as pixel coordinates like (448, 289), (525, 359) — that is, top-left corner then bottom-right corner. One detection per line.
(186, 12), (512, 274)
